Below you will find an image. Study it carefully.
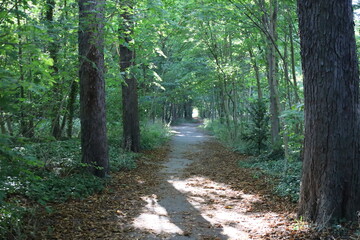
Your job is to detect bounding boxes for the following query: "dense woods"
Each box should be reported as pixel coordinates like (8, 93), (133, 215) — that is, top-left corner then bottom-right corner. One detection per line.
(1, 0), (360, 238)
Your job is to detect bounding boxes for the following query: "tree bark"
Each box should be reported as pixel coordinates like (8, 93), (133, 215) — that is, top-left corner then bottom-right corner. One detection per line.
(15, 0), (28, 138)
(46, 0), (62, 139)
(6, 116), (13, 136)
(249, 47), (263, 100)
(289, 23), (300, 103)
(267, 0), (280, 146)
(184, 99), (193, 120)
(298, 0), (360, 225)
(66, 79), (78, 138)
(0, 110), (6, 134)
(78, 0), (108, 177)
(258, 0), (281, 146)
(119, 3), (140, 152)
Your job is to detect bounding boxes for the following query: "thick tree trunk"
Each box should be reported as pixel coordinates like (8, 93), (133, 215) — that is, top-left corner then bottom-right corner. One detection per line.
(298, 0), (360, 225)
(121, 76), (140, 152)
(78, 0), (108, 177)
(119, 5), (140, 152)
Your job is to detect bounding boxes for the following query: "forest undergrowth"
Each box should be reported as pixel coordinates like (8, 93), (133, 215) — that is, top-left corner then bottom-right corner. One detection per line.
(0, 121), (170, 239)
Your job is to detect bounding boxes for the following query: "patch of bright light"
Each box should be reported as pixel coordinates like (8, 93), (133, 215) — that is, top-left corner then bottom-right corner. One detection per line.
(192, 108), (199, 118)
(167, 176), (283, 238)
(132, 195), (183, 235)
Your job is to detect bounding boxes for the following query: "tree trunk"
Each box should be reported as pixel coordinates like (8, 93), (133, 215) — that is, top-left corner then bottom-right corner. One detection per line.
(289, 23), (300, 103)
(6, 116), (13, 136)
(184, 99), (193, 120)
(267, 0), (280, 146)
(78, 0), (108, 177)
(0, 110), (6, 134)
(283, 36), (293, 108)
(249, 48), (263, 99)
(46, 0), (62, 139)
(119, 3), (140, 152)
(15, 1), (27, 138)
(258, 0), (281, 146)
(66, 79), (78, 138)
(298, 0), (360, 226)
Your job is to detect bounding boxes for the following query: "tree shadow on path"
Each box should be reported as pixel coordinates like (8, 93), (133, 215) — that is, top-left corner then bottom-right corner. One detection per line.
(130, 179), (230, 240)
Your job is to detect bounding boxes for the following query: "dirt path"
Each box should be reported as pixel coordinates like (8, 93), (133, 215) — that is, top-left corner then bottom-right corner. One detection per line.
(125, 123), (295, 240)
(129, 123), (227, 239)
(37, 123), (298, 240)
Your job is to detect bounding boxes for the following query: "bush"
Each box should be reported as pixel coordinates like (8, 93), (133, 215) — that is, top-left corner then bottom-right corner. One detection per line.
(24, 139), (81, 175)
(203, 119), (234, 144)
(239, 157), (302, 202)
(241, 99), (269, 155)
(140, 121), (171, 150)
(25, 173), (105, 204)
(280, 104), (304, 162)
(109, 146), (137, 171)
(0, 203), (27, 239)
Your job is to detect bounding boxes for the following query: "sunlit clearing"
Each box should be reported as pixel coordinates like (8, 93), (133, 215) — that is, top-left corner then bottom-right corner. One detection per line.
(132, 195), (183, 235)
(192, 108), (199, 118)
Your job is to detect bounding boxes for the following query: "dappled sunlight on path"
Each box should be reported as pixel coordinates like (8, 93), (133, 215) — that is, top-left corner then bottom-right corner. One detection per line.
(133, 194), (184, 235)
(131, 174), (289, 239)
(169, 176), (283, 239)
(129, 123), (293, 239)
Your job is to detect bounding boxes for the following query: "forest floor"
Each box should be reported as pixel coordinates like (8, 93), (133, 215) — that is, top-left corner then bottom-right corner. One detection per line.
(33, 123), (358, 239)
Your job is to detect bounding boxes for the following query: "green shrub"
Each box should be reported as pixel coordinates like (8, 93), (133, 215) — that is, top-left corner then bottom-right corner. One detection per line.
(239, 157), (302, 202)
(241, 99), (269, 155)
(203, 119), (233, 143)
(24, 139), (81, 175)
(0, 203), (27, 239)
(25, 173), (105, 204)
(108, 120), (171, 151)
(203, 119), (251, 153)
(140, 121), (171, 150)
(109, 146), (137, 171)
(280, 104), (304, 161)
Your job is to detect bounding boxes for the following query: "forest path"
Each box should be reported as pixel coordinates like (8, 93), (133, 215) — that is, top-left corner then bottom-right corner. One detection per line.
(126, 123), (295, 240)
(41, 123), (296, 240)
